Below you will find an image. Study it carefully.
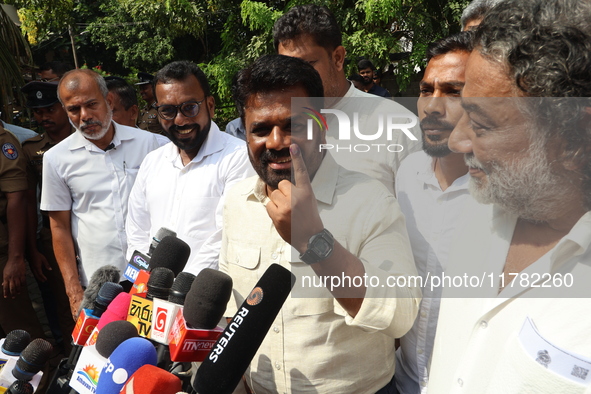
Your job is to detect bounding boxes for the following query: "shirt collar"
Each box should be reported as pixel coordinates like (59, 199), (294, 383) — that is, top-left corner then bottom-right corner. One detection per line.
(68, 121), (132, 151)
(249, 152), (339, 206)
(412, 150), (470, 192)
(163, 121), (223, 165)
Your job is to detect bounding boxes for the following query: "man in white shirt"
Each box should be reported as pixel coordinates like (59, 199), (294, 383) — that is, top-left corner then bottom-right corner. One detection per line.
(126, 61), (253, 275)
(41, 69), (162, 317)
(394, 32), (474, 394)
(273, 4), (421, 195)
(428, 0), (591, 392)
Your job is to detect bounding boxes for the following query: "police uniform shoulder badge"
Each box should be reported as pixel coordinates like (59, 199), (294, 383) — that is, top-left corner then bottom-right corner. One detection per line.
(2, 143), (18, 160)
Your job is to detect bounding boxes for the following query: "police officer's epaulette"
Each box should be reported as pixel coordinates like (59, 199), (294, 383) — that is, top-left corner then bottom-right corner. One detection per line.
(22, 133), (44, 145)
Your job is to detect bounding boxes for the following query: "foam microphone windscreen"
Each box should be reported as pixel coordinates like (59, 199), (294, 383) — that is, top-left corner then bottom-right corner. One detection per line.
(1, 330), (31, 356)
(79, 265), (121, 312)
(168, 272), (196, 305)
(183, 268), (233, 330)
(146, 267), (175, 300)
(7, 380), (34, 394)
(92, 282), (124, 317)
(120, 365), (182, 394)
(96, 292), (133, 331)
(12, 338), (53, 381)
(148, 236), (191, 276)
(96, 337), (157, 394)
(192, 264), (295, 394)
(95, 320), (139, 358)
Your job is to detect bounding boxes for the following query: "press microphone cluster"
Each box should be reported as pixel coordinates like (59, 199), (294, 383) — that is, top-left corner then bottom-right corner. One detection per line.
(123, 227), (178, 283)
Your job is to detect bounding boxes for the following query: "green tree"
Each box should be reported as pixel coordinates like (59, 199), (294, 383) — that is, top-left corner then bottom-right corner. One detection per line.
(0, 5), (33, 122)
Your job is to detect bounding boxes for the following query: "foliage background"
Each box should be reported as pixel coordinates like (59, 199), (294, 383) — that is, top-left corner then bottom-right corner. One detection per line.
(4, 0), (469, 124)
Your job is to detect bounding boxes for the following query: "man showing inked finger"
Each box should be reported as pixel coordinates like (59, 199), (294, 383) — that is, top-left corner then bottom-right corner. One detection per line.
(220, 54), (420, 394)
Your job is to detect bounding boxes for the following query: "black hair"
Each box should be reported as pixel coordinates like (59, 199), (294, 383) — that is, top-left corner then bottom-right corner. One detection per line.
(273, 5), (341, 52)
(105, 78), (138, 110)
(232, 54), (324, 122)
(357, 59), (375, 71)
(348, 74), (364, 83)
(426, 31), (475, 62)
(153, 61), (211, 100)
(39, 61), (73, 78)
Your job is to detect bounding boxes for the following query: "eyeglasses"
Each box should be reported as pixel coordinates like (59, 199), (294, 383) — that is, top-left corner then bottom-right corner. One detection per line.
(154, 100), (204, 120)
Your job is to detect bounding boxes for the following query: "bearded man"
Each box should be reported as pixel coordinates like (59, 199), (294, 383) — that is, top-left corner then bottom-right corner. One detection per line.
(41, 69), (162, 317)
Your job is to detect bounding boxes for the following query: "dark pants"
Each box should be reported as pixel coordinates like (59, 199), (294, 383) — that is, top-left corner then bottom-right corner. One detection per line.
(376, 373), (398, 394)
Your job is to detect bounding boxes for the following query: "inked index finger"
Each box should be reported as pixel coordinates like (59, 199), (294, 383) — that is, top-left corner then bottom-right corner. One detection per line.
(290, 143), (310, 187)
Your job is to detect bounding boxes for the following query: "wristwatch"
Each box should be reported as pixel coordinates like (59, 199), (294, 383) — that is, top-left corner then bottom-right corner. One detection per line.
(299, 229), (334, 265)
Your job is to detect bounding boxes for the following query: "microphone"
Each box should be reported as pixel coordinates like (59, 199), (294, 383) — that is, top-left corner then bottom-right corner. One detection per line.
(168, 269), (232, 362)
(0, 338), (51, 391)
(149, 227), (177, 255)
(85, 292), (133, 347)
(95, 321), (139, 358)
(147, 267), (175, 301)
(95, 337), (157, 394)
(128, 267), (174, 338)
(1, 330), (31, 358)
(150, 273), (196, 345)
(192, 264), (295, 394)
(12, 339), (52, 382)
(69, 320), (136, 394)
(6, 380), (34, 394)
(149, 236), (191, 275)
(184, 269), (233, 330)
(129, 236), (190, 296)
(79, 266), (121, 312)
(92, 282), (124, 317)
(119, 364), (182, 394)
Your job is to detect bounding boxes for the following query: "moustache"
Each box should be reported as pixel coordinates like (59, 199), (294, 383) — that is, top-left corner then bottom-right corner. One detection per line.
(80, 120), (103, 131)
(420, 116), (455, 132)
(260, 148), (290, 166)
(464, 153), (488, 173)
(169, 123), (200, 134)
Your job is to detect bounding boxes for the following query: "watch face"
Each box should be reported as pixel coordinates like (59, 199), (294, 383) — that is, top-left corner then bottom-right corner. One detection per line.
(312, 239), (331, 257)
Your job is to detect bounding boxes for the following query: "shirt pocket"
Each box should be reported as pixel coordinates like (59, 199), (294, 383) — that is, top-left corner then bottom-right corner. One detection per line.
(486, 332), (591, 393)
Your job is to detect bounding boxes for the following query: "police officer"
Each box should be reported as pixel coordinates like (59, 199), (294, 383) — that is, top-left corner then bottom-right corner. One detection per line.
(0, 125), (47, 339)
(20, 81), (75, 352)
(136, 72), (165, 134)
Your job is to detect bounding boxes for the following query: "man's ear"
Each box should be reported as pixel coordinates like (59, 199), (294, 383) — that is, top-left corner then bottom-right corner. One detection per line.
(560, 107), (591, 170)
(130, 104), (139, 124)
(106, 92), (114, 110)
(206, 95), (215, 118)
(332, 45), (346, 72)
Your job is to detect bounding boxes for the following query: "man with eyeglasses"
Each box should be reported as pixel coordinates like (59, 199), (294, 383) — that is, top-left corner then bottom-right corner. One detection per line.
(126, 60), (253, 276)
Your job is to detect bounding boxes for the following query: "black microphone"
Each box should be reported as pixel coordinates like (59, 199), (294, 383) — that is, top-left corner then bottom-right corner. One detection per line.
(191, 264), (295, 394)
(149, 227), (177, 255)
(1, 330), (31, 357)
(168, 272), (196, 306)
(12, 339), (53, 381)
(7, 380), (34, 394)
(148, 236), (191, 276)
(92, 282), (124, 317)
(95, 320), (139, 358)
(183, 269), (233, 330)
(147, 267), (175, 301)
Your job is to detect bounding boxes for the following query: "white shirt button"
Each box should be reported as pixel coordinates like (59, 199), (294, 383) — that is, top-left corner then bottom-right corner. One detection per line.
(480, 320), (488, 328)
(418, 348), (424, 355)
(273, 326), (279, 333)
(272, 253), (278, 260)
(420, 311), (427, 318)
(457, 378), (463, 387)
(275, 362), (281, 370)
